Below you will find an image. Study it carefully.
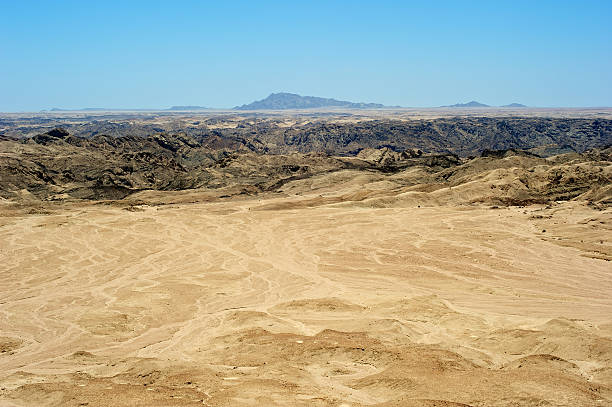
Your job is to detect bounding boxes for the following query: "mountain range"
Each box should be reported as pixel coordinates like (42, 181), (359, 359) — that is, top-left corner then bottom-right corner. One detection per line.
(443, 101), (490, 108)
(42, 96), (528, 112)
(234, 92), (387, 110)
(442, 101), (527, 108)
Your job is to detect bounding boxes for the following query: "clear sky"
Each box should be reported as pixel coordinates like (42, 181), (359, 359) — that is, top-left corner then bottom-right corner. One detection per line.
(1, 0), (611, 111)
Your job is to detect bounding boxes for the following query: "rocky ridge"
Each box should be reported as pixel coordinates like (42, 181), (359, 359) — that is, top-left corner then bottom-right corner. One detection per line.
(1, 129), (610, 206)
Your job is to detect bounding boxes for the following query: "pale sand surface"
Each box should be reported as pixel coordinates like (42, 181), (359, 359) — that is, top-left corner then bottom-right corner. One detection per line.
(0, 195), (611, 406)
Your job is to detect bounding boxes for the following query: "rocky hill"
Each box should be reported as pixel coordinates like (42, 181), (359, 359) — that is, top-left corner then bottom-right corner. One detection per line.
(234, 93), (386, 110)
(3, 117), (610, 158)
(443, 101), (490, 107)
(251, 117), (611, 156)
(1, 128), (610, 206)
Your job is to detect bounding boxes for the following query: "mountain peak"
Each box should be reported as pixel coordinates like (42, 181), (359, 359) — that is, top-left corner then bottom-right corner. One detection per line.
(443, 101), (490, 108)
(235, 93), (387, 110)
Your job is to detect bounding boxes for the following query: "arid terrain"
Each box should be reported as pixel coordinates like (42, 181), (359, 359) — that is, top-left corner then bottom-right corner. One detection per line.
(1, 111), (611, 406)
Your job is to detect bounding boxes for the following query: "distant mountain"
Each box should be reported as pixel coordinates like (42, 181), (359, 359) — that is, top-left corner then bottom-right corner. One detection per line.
(501, 103), (527, 108)
(443, 101), (490, 108)
(234, 92), (386, 110)
(168, 106), (209, 111)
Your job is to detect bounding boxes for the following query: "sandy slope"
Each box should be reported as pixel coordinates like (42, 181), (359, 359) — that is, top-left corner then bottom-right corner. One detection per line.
(0, 195), (611, 406)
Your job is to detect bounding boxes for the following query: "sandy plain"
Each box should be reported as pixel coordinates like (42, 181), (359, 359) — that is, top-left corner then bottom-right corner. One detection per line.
(0, 188), (611, 406)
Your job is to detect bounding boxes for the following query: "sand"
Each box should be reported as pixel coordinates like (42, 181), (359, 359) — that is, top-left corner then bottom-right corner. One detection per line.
(0, 194), (611, 406)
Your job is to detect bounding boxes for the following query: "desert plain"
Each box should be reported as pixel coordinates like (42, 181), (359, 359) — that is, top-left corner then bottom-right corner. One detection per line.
(1, 110), (611, 406)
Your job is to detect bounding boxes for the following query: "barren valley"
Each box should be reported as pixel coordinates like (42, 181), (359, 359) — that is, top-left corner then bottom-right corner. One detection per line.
(1, 111), (611, 406)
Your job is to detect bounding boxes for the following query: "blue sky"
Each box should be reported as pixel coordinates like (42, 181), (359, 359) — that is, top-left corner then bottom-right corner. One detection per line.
(1, 0), (611, 111)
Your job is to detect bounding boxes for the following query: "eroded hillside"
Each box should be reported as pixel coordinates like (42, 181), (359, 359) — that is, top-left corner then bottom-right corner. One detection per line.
(2, 115), (611, 157)
(1, 128), (610, 207)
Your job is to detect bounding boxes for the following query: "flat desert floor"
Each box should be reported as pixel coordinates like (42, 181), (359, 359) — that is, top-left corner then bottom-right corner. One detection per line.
(1, 195), (611, 406)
